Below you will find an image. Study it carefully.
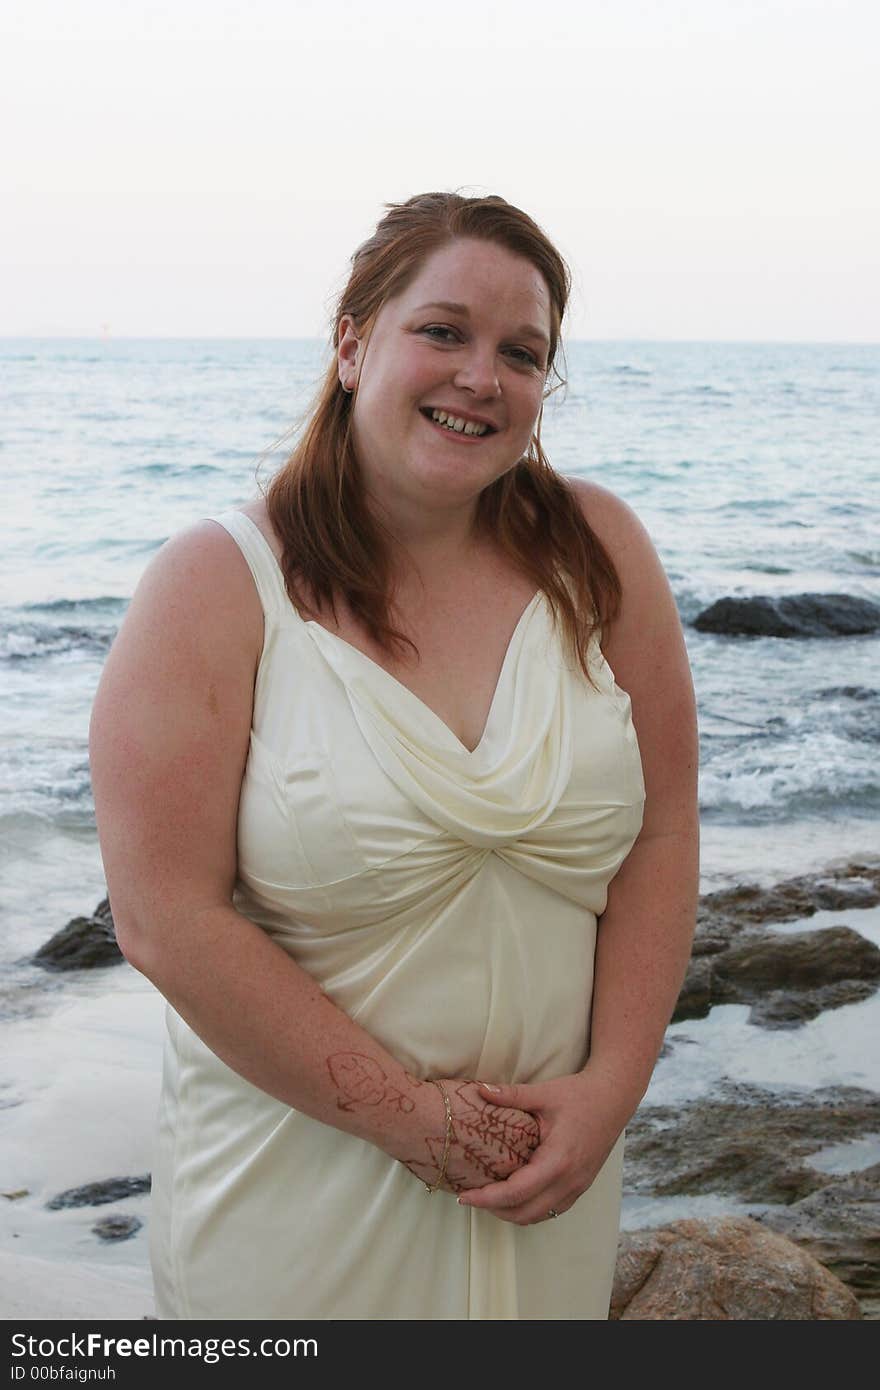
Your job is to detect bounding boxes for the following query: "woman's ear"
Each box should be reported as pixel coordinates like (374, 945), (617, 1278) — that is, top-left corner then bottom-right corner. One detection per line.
(337, 314), (361, 393)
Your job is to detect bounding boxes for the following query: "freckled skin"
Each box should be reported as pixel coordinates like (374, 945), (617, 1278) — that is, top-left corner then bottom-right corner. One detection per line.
(327, 1053), (539, 1190)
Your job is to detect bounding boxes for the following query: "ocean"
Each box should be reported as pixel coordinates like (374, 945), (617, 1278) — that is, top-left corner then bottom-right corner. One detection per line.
(3, 337), (877, 965)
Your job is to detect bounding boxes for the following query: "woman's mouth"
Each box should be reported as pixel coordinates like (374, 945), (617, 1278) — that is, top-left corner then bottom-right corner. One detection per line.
(420, 408), (496, 438)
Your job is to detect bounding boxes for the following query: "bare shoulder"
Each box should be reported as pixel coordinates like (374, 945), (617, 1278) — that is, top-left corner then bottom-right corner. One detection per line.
(568, 472), (689, 678)
(130, 518), (264, 647)
(566, 475), (676, 654)
(566, 476), (659, 583)
(94, 519), (266, 719)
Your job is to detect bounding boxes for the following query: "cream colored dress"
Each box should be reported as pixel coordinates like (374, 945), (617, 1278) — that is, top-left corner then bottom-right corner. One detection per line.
(149, 508), (645, 1320)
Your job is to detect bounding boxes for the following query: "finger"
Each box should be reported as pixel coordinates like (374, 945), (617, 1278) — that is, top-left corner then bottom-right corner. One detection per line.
(475, 1080), (541, 1111)
(462, 1189), (572, 1227)
(457, 1152), (557, 1211)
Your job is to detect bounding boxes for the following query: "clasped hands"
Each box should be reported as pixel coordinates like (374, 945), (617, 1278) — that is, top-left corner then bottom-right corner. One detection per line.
(403, 1067), (630, 1227)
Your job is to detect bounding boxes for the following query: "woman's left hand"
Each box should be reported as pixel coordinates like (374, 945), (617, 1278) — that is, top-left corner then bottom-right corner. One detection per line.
(455, 1065), (635, 1225)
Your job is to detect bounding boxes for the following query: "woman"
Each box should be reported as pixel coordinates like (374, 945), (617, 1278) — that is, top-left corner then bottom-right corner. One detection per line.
(89, 191), (698, 1320)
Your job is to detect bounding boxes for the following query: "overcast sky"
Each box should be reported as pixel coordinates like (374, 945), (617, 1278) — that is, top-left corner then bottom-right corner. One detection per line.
(2, 0), (878, 341)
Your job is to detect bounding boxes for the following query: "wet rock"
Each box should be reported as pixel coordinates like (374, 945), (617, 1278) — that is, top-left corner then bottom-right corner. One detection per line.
(693, 593), (880, 638)
(624, 1082), (880, 1205)
(611, 1217), (861, 1319)
(715, 926), (880, 991)
(674, 927), (880, 1028)
(92, 1214), (143, 1242)
(674, 956), (713, 1021)
(47, 1175), (151, 1210)
(748, 981), (878, 1030)
(673, 862), (880, 1027)
(697, 862), (880, 939)
(758, 1163), (880, 1301)
(33, 898), (123, 971)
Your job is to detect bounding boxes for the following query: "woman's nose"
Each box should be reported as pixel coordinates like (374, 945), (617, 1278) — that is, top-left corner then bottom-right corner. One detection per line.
(453, 349), (501, 398)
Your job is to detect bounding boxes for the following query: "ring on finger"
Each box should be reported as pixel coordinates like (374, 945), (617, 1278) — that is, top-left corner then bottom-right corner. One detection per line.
(547, 1208), (559, 1219)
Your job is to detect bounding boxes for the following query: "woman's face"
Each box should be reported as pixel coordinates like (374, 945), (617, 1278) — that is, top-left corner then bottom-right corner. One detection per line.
(338, 237), (552, 522)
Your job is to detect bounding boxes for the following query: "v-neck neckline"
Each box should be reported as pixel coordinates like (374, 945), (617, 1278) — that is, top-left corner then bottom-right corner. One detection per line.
(235, 511), (543, 758)
(307, 588), (543, 757)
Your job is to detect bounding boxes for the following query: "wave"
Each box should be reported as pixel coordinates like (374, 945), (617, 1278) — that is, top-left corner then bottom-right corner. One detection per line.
(741, 563), (793, 575)
(0, 765), (95, 830)
(699, 716), (880, 819)
(21, 596), (126, 616)
(815, 685), (878, 703)
(848, 550), (880, 570)
(1, 601), (122, 660)
(0, 623), (114, 661)
(700, 767), (880, 821)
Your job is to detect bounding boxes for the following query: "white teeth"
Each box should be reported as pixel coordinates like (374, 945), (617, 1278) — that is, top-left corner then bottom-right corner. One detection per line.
(429, 408), (488, 436)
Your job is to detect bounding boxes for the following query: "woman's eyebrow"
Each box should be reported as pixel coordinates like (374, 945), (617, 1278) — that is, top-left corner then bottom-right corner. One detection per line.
(412, 301), (550, 348)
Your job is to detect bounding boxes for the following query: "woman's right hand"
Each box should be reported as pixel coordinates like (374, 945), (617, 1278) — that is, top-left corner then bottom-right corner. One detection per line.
(399, 1078), (540, 1194)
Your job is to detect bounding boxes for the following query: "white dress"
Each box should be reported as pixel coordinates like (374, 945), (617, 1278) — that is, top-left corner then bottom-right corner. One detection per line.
(149, 508), (645, 1319)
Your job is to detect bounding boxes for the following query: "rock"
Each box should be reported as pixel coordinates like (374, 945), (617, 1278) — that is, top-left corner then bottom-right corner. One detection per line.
(673, 955), (713, 1021)
(748, 981), (878, 1030)
(693, 594), (880, 638)
(697, 862), (880, 938)
(624, 1082), (880, 1205)
(611, 1217), (861, 1319)
(758, 1163), (880, 1301)
(92, 1215), (143, 1242)
(674, 928), (880, 1029)
(33, 898), (123, 971)
(46, 1176), (151, 1210)
(715, 926), (880, 994)
(672, 862), (880, 1027)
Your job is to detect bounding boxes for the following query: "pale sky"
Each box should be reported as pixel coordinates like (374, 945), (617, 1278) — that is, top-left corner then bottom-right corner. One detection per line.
(2, 0), (878, 341)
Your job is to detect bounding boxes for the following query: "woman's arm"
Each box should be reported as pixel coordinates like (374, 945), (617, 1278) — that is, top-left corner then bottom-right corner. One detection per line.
(575, 478), (699, 1102)
(89, 522), (537, 1189)
(459, 479), (699, 1222)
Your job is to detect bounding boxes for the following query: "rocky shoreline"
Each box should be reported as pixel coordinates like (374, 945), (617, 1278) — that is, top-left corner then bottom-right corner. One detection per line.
(622, 858), (880, 1318)
(24, 857), (880, 1319)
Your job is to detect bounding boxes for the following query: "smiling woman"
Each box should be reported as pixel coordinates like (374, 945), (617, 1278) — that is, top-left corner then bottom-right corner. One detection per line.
(336, 238), (551, 530)
(88, 191), (699, 1320)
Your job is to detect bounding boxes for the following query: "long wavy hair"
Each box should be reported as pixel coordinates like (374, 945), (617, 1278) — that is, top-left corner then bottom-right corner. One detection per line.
(265, 191), (620, 679)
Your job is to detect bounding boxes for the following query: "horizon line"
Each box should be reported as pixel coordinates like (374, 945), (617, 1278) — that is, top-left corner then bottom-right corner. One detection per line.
(2, 334), (879, 348)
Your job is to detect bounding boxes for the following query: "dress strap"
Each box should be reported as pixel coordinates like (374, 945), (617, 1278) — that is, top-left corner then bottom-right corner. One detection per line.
(205, 510), (294, 624)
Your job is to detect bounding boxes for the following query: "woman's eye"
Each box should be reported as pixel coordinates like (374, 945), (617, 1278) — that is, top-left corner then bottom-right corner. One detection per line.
(421, 325), (459, 342)
(505, 347), (540, 367)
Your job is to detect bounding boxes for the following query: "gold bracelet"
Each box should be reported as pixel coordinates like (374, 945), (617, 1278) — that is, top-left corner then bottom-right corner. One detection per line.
(424, 1079), (452, 1194)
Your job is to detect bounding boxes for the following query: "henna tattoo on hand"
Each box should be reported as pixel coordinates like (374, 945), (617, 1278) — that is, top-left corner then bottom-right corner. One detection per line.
(327, 1052), (415, 1114)
(399, 1080), (540, 1193)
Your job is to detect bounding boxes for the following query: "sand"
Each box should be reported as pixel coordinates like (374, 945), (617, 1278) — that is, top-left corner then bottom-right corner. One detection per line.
(0, 970), (163, 1321)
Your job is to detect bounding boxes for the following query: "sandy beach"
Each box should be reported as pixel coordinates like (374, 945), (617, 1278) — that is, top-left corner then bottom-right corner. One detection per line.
(0, 972), (162, 1320)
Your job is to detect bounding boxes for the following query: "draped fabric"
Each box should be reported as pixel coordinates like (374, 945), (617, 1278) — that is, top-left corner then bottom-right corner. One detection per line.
(149, 509), (645, 1320)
